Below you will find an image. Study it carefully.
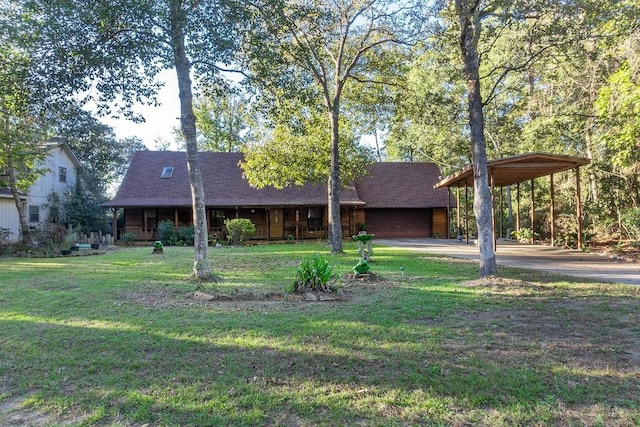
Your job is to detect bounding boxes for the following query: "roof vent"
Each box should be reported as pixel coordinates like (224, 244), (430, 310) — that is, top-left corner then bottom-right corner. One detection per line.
(161, 167), (174, 179)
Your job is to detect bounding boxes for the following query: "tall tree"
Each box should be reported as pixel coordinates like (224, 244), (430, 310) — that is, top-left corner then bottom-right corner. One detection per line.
(241, 97), (374, 189)
(454, 0), (497, 276)
(191, 88), (251, 152)
(242, 0), (425, 253)
(26, 0), (243, 279)
(0, 15), (52, 244)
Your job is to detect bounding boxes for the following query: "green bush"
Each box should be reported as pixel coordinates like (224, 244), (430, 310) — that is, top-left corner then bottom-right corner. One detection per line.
(511, 227), (537, 243)
(120, 232), (136, 245)
(621, 207), (640, 240)
(287, 252), (340, 294)
(225, 218), (256, 245)
(157, 220), (176, 244)
(157, 220), (194, 246)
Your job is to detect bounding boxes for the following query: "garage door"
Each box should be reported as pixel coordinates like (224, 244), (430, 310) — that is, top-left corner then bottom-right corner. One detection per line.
(365, 209), (432, 238)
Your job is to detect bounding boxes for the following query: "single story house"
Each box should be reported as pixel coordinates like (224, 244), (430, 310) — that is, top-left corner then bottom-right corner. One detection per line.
(0, 139), (80, 242)
(102, 151), (451, 241)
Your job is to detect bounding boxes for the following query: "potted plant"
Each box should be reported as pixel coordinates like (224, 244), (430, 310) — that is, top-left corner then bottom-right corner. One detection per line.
(357, 222), (368, 235)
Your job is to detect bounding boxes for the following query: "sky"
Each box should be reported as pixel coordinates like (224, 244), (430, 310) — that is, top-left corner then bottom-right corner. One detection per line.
(99, 68), (384, 155)
(100, 69), (182, 150)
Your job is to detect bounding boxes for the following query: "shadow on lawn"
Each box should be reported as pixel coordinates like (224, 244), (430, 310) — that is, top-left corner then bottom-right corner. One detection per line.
(1, 280), (639, 425)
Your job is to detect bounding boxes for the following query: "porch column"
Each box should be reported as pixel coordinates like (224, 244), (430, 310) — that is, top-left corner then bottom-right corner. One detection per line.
(144, 210), (148, 241)
(174, 209), (179, 229)
(575, 166), (583, 250)
(266, 208), (270, 240)
(264, 208), (271, 240)
(295, 209), (300, 240)
(111, 208), (118, 240)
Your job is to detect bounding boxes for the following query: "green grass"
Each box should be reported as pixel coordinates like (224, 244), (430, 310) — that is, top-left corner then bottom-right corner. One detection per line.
(1, 242), (639, 426)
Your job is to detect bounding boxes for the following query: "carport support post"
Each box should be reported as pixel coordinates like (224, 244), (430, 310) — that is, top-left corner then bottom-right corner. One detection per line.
(499, 186), (504, 238)
(550, 174), (555, 246)
(456, 188), (461, 238)
(530, 179), (535, 244)
(465, 184), (469, 244)
(575, 166), (583, 250)
(491, 170), (497, 250)
(516, 183), (521, 233)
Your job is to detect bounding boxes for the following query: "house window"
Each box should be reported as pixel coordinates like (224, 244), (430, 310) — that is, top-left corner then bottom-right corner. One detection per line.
(161, 167), (174, 179)
(211, 209), (225, 228)
(29, 205), (40, 223)
(307, 207), (322, 228)
(59, 167), (67, 183)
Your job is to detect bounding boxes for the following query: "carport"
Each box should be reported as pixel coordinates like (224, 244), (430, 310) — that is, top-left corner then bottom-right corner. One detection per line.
(434, 153), (591, 249)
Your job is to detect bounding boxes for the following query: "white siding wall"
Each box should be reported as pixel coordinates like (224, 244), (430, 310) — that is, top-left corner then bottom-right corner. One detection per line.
(0, 144), (78, 241)
(0, 197), (22, 242)
(27, 146), (78, 226)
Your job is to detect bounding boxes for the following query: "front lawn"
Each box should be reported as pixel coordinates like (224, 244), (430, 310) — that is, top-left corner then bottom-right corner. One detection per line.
(0, 243), (638, 426)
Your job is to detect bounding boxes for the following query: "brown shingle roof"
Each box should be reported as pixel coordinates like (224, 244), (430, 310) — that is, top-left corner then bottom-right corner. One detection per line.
(103, 151), (364, 208)
(354, 162), (450, 208)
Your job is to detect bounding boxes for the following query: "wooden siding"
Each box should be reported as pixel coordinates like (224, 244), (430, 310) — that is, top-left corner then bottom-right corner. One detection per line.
(432, 208), (449, 238)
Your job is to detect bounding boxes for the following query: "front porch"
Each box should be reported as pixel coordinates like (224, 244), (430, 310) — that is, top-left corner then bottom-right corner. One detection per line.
(114, 205), (364, 242)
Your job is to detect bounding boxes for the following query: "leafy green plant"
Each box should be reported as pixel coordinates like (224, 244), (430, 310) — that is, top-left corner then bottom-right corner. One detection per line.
(353, 258), (370, 275)
(620, 207), (640, 240)
(224, 218), (256, 245)
(156, 220), (176, 244)
(287, 252), (340, 293)
(511, 227), (537, 243)
(63, 231), (78, 248)
(120, 232), (136, 245)
(157, 220), (194, 246)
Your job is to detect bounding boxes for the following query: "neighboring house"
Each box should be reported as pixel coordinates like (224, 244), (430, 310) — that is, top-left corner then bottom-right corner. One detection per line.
(102, 151), (451, 241)
(0, 139), (81, 242)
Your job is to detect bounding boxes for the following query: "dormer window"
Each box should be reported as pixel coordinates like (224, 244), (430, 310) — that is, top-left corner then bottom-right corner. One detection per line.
(161, 167), (174, 179)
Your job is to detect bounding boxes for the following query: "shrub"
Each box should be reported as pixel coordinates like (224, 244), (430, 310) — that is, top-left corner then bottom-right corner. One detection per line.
(225, 218), (256, 245)
(156, 220), (195, 246)
(287, 252), (340, 294)
(176, 225), (195, 246)
(157, 220), (176, 244)
(620, 207), (640, 240)
(511, 227), (537, 243)
(120, 232), (136, 245)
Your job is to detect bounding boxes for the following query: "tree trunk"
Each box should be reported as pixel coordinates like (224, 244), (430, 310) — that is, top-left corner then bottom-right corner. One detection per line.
(5, 148), (32, 245)
(169, 1), (212, 280)
(456, 0), (498, 277)
(328, 105), (343, 253)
